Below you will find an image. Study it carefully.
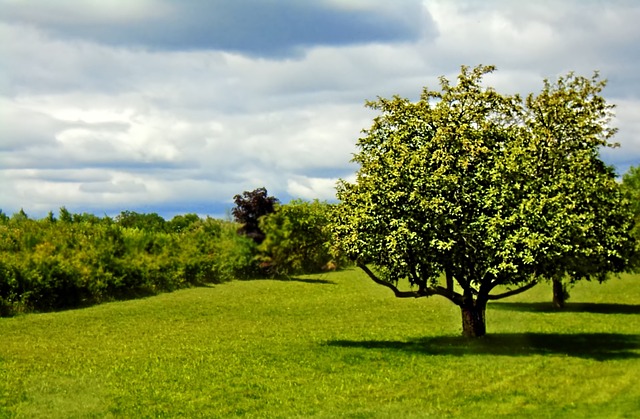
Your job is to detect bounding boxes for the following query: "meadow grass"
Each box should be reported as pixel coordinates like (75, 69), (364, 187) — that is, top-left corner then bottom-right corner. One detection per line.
(1, 269), (639, 418)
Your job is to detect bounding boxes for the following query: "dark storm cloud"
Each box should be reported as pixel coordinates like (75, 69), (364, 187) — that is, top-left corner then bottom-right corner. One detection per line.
(0, 0), (429, 57)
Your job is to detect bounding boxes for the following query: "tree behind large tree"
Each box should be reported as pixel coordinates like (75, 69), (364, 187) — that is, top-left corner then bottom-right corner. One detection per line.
(622, 166), (640, 235)
(525, 72), (631, 308)
(332, 65), (635, 337)
(621, 165), (640, 269)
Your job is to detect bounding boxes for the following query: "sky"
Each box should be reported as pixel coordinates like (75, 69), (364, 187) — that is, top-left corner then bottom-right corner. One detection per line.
(2, 0), (640, 220)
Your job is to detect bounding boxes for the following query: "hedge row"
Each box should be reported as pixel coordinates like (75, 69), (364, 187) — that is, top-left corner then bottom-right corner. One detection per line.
(0, 213), (256, 316)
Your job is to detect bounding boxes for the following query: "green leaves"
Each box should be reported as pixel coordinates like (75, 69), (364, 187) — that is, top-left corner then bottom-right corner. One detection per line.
(0, 211), (258, 315)
(258, 200), (342, 276)
(332, 65), (635, 301)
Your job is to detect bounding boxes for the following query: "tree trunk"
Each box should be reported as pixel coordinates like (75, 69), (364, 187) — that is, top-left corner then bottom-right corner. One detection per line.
(552, 278), (566, 309)
(461, 305), (486, 337)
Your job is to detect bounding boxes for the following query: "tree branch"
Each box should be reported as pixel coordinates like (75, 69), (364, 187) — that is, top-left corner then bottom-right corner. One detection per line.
(487, 280), (538, 300)
(356, 262), (463, 305)
(357, 262), (431, 298)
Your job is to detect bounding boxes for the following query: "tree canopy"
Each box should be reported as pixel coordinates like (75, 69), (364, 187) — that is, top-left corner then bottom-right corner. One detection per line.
(332, 65), (635, 337)
(257, 199), (339, 276)
(232, 187), (279, 244)
(622, 166), (640, 232)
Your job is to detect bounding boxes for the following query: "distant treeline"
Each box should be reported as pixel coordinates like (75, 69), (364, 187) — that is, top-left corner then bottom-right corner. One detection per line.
(0, 201), (344, 316)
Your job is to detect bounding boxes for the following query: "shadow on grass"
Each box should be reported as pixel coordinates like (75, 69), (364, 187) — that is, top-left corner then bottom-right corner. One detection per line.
(327, 333), (640, 361)
(490, 302), (640, 314)
(245, 276), (337, 285)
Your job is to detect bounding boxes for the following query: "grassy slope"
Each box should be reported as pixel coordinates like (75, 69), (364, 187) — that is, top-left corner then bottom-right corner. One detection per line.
(1, 269), (639, 418)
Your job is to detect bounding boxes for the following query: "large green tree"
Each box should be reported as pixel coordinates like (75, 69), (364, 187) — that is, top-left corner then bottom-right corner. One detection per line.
(332, 65), (634, 337)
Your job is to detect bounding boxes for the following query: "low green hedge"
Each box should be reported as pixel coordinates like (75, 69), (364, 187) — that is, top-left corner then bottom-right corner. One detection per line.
(0, 215), (257, 315)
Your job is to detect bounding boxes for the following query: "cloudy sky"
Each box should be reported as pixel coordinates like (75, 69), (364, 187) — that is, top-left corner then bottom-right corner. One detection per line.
(2, 0), (639, 219)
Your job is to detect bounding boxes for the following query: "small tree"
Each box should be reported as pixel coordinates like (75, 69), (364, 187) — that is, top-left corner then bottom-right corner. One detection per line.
(621, 165), (640, 269)
(332, 65), (634, 337)
(232, 187), (279, 244)
(258, 200), (337, 276)
(622, 166), (640, 237)
(11, 209), (29, 222)
(115, 211), (166, 231)
(0, 210), (9, 224)
(59, 207), (73, 223)
(168, 213), (201, 233)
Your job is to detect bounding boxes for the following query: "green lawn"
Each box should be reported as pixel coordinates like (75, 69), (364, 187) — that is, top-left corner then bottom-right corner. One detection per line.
(1, 269), (639, 418)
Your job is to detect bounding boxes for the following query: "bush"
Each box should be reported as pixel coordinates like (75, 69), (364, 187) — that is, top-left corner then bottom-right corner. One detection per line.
(0, 211), (258, 316)
(258, 200), (348, 276)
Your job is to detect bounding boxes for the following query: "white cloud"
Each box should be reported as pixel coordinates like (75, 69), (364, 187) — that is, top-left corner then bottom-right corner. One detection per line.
(287, 176), (339, 201)
(1, 0), (163, 24)
(0, 99), (66, 151)
(1, 0), (639, 218)
(602, 99), (640, 174)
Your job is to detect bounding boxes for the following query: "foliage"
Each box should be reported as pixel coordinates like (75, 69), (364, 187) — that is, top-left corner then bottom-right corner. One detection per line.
(622, 165), (640, 241)
(167, 213), (202, 233)
(0, 209), (257, 315)
(58, 206), (73, 223)
(232, 187), (279, 244)
(257, 200), (345, 276)
(1, 269), (639, 417)
(332, 65), (635, 337)
(528, 72), (638, 308)
(115, 210), (167, 231)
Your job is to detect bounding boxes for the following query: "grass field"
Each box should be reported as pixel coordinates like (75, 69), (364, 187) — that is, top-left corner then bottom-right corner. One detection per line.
(1, 268), (639, 418)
